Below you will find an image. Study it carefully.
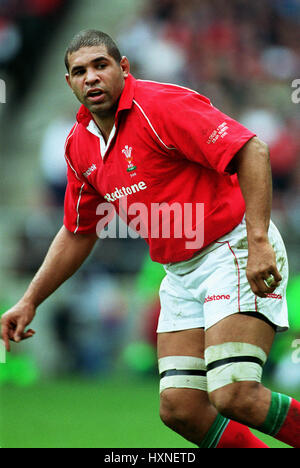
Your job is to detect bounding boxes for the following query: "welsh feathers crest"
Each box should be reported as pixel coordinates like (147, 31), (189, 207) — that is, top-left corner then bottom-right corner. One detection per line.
(122, 145), (137, 172)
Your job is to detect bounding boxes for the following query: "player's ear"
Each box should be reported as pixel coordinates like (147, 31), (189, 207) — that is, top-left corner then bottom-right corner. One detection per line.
(120, 56), (130, 78)
(65, 73), (72, 90)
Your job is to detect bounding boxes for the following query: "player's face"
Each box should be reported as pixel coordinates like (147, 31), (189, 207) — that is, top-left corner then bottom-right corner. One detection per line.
(66, 45), (130, 117)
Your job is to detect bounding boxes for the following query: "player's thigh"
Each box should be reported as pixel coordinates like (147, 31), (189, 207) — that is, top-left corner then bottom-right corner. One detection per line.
(157, 327), (205, 359)
(205, 313), (275, 354)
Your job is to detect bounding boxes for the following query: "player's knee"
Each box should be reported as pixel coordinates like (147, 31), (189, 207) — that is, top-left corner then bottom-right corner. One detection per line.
(205, 342), (267, 420)
(159, 392), (177, 429)
(159, 388), (193, 430)
(209, 381), (261, 420)
(158, 355), (208, 431)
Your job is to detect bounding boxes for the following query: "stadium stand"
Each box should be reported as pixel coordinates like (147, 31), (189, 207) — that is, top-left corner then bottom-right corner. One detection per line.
(0, 0), (71, 106)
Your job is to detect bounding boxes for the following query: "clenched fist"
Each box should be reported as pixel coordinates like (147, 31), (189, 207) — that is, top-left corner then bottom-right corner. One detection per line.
(246, 239), (282, 298)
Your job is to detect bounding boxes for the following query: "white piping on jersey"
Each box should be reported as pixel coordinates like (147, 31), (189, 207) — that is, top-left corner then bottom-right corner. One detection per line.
(74, 183), (85, 234)
(64, 122), (78, 153)
(64, 122), (86, 234)
(64, 123), (82, 182)
(132, 99), (176, 151)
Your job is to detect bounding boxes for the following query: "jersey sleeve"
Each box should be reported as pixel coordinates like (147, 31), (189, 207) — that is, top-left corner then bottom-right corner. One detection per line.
(159, 92), (256, 174)
(63, 136), (112, 235)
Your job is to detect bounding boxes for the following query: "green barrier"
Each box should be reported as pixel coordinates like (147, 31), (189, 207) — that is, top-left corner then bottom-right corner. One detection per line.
(0, 353), (40, 386)
(286, 275), (300, 331)
(121, 341), (157, 374)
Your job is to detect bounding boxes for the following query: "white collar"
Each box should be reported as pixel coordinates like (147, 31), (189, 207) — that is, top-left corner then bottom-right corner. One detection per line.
(86, 119), (116, 159)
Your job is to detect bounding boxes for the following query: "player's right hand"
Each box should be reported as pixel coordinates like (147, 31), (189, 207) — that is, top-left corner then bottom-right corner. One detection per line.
(0, 301), (36, 352)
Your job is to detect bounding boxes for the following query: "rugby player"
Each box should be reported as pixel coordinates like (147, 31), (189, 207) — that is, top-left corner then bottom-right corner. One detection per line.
(1, 30), (299, 448)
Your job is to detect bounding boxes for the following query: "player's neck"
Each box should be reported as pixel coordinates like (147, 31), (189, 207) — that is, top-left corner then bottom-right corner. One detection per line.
(92, 112), (115, 143)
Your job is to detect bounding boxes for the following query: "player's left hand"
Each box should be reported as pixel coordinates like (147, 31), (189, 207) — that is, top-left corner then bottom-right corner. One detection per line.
(246, 239), (282, 298)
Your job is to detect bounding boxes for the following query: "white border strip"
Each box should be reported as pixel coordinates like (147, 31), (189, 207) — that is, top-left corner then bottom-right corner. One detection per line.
(63, 122), (85, 233)
(74, 183), (85, 234)
(64, 123), (82, 182)
(0, 339), (6, 363)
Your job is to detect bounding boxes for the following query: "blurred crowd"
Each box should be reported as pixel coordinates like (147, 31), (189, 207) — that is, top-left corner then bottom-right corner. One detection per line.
(0, 0), (70, 106)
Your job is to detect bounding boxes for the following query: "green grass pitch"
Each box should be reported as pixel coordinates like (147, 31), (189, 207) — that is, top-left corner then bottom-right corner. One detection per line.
(0, 376), (293, 448)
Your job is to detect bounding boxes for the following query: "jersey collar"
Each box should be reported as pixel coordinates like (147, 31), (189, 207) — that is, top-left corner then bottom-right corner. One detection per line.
(76, 73), (136, 128)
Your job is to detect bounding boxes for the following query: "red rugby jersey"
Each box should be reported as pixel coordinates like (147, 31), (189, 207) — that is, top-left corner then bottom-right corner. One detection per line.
(64, 74), (255, 264)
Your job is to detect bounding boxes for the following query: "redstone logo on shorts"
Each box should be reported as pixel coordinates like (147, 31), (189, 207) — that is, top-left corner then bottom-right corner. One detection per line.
(266, 293), (282, 300)
(204, 294), (231, 304)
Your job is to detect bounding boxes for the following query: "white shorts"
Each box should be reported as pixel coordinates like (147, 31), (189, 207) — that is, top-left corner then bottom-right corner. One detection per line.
(157, 218), (289, 333)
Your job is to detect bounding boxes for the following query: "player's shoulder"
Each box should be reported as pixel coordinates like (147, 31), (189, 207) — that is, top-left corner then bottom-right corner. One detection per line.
(134, 78), (212, 114)
(135, 78), (200, 96)
(64, 122), (78, 153)
(64, 107), (91, 151)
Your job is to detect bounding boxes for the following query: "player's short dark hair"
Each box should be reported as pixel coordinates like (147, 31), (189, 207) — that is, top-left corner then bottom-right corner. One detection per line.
(65, 29), (122, 71)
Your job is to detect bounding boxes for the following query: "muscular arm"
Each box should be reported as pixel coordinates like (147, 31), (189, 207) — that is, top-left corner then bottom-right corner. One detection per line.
(233, 137), (282, 297)
(1, 226), (98, 350)
(23, 226), (98, 307)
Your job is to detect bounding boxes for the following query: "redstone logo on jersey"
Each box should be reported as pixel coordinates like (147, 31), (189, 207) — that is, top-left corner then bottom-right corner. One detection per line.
(97, 185), (205, 250)
(103, 181), (147, 202)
